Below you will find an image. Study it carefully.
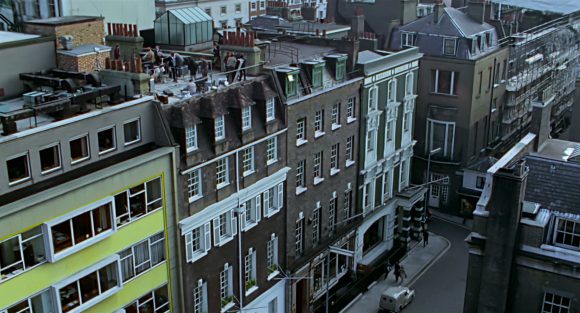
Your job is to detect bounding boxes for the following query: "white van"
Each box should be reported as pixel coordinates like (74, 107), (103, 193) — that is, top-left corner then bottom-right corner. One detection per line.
(379, 286), (415, 312)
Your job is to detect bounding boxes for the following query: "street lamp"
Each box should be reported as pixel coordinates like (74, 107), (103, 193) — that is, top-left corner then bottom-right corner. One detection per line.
(424, 147), (442, 219)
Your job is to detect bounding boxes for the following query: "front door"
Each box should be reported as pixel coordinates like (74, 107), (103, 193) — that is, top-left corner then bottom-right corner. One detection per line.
(428, 173), (442, 208)
(296, 279), (307, 313)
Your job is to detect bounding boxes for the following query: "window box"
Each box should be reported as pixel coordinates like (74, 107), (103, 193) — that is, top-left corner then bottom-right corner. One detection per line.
(245, 280), (258, 295)
(43, 197), (116, 262)
(267, 264), (280, 281)
(221, 297), (235, 312)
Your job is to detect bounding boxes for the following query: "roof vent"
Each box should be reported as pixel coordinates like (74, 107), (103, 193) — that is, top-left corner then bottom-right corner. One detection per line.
(59, 35), (74, 50)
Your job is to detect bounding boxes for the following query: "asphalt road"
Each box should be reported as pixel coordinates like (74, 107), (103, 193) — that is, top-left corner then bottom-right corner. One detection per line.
(403, 217), (471, 313)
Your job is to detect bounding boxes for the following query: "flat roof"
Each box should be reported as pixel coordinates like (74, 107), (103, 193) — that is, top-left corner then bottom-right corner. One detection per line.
(533, 138), (580, 162)
(57, 44), (111, 57)
(24, 16), (103, 26)
(0, 31), (40, 44)
(266, 41), (338, 67)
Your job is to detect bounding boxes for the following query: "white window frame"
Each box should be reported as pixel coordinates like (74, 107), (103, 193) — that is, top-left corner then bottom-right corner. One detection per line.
(266, 233), (279, 280)
(51, 255), (122, 313)
(542, 292), (571, 313)
(240, 195), (262, 232)
(346, 97), (356, 123)
(399, 159), (409, 190)
(295, 213), (304, 256)
(266, 97), (276, 121)
(215, 115), (225, 141)
(296, 160), (306, 193)
(192, 279), (208, 313)
(312, 205), (321, 245)
(39, 142), (62, 175)
(69, 133), (90, 165)
(553, 217), (580, 251)
(0, 226), (46, 283)
(245, 248), (258, 295)
(185, 223), (212, 263)
(382, 171), (392, 203)
(432, 69), (457, 95)
(343, 187), (352, 220)
(368, 86), (378, 111)
(242, 106), (252, 130)
(405, 73), (414, 95)
(185, 125), (198, 152)
(328, 195), (337, 233)
(213, 210), (237, 247)
(331, 103), (341, 130)
(443, 37), (457, 56)
(123, 118), (141, 146)
(263, 183), (284, 218)
(330, 143), (339, 175)
(296, 118), (307, 145)
(425, 118), (456, 158)
(97, 125), (117, 155)
(220, 263), (235, 311)
(242, 146), (255, 176)
(345, 136), (355, 167)
(216, 157), (230, 189)
(119, 232), (166, 283)
(6, 152), (31, 186)
(401, 32), (415, 47)
(314, 110), (325, 137)
(387, 79), (397, 103)
(124, 285), (170, 313)
(313, 151), (323, 184)
(188, 169), (203, 202)
(266, 137), (278, 165)
(114, 177), (163, 227)
(43, 197), (117, 262)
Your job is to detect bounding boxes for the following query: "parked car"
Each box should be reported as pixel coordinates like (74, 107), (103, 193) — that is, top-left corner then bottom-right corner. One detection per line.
(379, 286), (415, 312)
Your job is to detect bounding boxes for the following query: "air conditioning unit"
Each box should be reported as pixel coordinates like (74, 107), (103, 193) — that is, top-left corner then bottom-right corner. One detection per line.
(23, 91), (46, 106)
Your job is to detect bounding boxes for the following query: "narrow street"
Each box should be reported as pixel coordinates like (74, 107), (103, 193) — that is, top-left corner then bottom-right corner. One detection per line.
(404, 216), (471, 313)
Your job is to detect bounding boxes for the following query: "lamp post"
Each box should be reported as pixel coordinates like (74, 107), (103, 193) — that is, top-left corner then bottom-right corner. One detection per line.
(424, 147), (442, 221)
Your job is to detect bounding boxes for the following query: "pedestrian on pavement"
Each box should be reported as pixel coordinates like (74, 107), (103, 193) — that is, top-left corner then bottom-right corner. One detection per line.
(394, 261), (401, 283)
(423, 229), (429, 247)
(398, 266), (407, 283)
(383, 260), (392, 281)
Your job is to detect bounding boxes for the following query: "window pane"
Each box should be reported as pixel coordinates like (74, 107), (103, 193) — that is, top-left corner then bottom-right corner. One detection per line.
(98, 128), (116, 153)
(60, 281), (80, 312)
(7, 155), (30, 182)
(437, 71), (452, 94)
(40, 145), (61, 172)
(154, 285), (170, 312)
(124, 120), (141, 144)
(79, 271), (100, 303)
(115, 193), (129, 226)
(22, 227), (46, 268)
(0, 236), (23, 277)
(52, 220), (73, 253)
(147, 178), (162, 211)
(134, 241), (151, 275)
(70, 136), (89, 162)
(98, 262), (119, 292)
(7, 299), (30, 313)
(93, 204), (112, 235)
(72, 211), (93, 245)
(129, 192), (147, 219)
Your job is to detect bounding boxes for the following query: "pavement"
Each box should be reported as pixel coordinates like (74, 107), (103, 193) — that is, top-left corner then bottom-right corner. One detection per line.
(342, 232), (451, 313)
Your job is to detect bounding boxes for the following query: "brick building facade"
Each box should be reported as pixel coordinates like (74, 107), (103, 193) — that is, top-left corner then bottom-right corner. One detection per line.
(23, 16), (105, 49)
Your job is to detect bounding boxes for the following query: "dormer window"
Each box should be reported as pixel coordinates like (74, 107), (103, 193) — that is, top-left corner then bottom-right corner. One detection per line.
(312, 63), (323, 88)
(286, 73), (298, 97)
(443, 38), (457, 56)
(335, 58), (346, 81)
(486, 32), (493, 47)
(215, 115), (225, 141)
(401, 32), (416, 47)
(478, 35), (484, 51)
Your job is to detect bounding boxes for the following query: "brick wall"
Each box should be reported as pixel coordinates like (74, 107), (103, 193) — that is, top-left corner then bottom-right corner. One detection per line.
(24, 18), (105, 49)
(57, 53), (108, 72)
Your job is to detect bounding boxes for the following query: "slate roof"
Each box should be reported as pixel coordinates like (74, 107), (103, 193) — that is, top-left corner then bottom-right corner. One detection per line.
(399, 6), (495, 38)
(490, 0), (580, 15)
(524, 155), (580, 214)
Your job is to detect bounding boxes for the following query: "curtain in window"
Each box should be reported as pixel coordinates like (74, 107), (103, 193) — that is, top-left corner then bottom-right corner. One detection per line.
(134, 242), (151, 275)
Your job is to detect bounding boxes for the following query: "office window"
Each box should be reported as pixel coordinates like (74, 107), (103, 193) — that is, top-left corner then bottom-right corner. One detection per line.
(192, 279), (207, 313)
(295, 160), (306, 191)
(216, 157), (229, 187)
(3, 289), (53, 313)
(39, 144), (61, 174)
(47, 200), (114, 260)
(55, 259), (120, 313)
(328, 197), (337, 233)
(114, 177), (162, 227)
(215, 115), (225, 140)
(220, 264), (234, 308)
(0, 226), (45, 282)
(443, 38), (457, 55)
(343, 188), (352, 220)
(314, 110), (324, 134)
(245, 248), (257, 292)
(426, 119), (455, 158)
(235, 3), (242, 13)
(553, 218), (580, 250)
(70, 134), (90, 164)
(242, 106), (252, 130)
(312, 206), (320, 245)
(6, 153), (30, 185)
(346, 136), (354, 163)
(347, 97), (356, 121)
(124, 118), (141, 145)
(187, 169), (202, 202)
(266, 234), (279, 277)
(185, 125), (198, 152)
(124, 285), (169, 313)
(221, 6), (227, 14)
(97, 126), (116, 154)
(368, 86), (377, 110)
(119, 232), (165, 282)
(266, 97), (276, 121)
(432, 70), (458, 95)
(405, 73), (414, 95)
(242, 147), (255, 175)
(330, 144), (339, 170)
(387, 80), (397, 102)
(313, 151), (323, 180)
(331, 103), (340, 126)
(266, 137), (278, 164)
(185, 223), (212, 263)
(296, 118), (307, 144)
(542, 292), (571, 313)
(295, 216), (304, 256)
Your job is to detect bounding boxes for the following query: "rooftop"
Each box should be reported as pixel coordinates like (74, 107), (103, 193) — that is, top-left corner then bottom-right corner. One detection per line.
(265, 41), (338, 67)
(24, 16), (103, 26)
(400, 6), (495, 38)
(57, 44), (111, 57)
(248, 15), (350, 35)
(490, 0), (580, 15)
(0, 31), (40, 44)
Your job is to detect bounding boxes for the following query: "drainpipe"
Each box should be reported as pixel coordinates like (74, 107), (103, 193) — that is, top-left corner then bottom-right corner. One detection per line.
(235, 150), (244, 310)
(485, 57), (498, 149)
